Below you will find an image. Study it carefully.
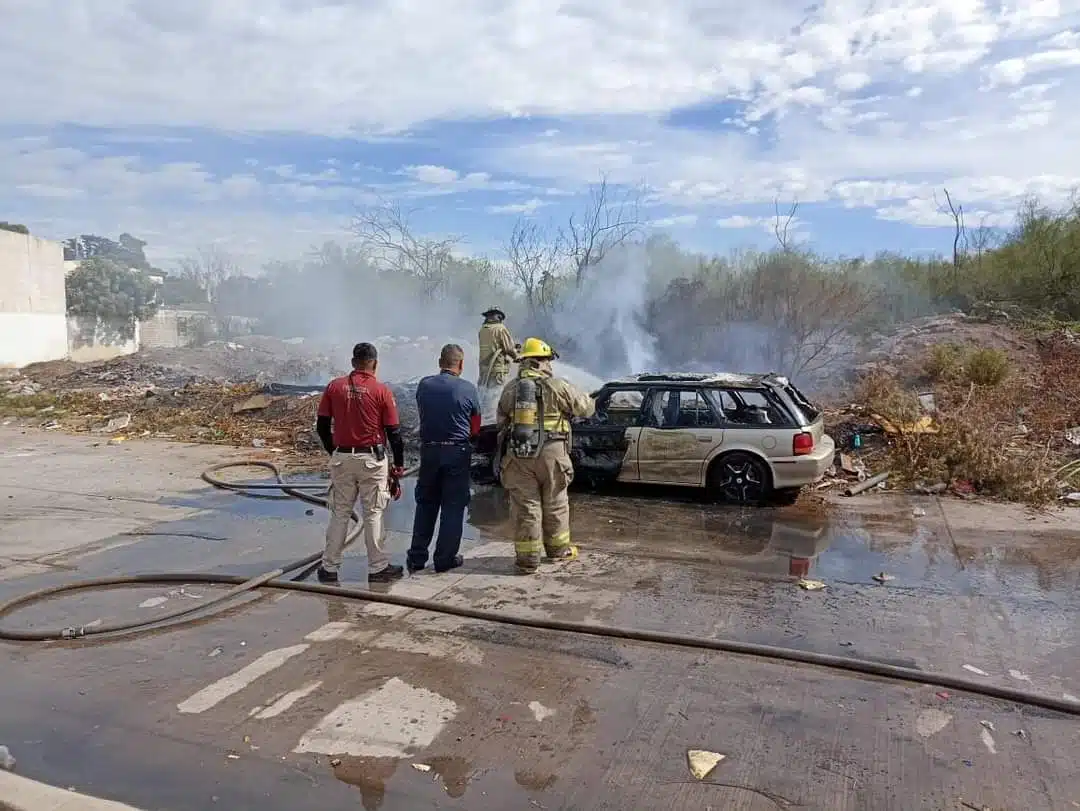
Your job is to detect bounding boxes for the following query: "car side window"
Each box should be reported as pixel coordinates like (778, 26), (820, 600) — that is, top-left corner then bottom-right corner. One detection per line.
(591, 388), (645, 427)
(645, 390), (720, 428)
(707, 388), (790, 426)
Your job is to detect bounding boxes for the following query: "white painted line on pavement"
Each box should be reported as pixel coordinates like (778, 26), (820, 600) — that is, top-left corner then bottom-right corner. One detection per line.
(305, 621), (353, 641)
(254, 680), (323, 719)
(294, 677), (458, 758)
(177, 644), (309, 714)
(0, 770), (147, 811)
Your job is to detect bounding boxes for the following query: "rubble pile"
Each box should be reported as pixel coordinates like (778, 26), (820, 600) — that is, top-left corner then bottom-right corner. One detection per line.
(1, 341), (432, 465)
(828, 316), (1080, 506)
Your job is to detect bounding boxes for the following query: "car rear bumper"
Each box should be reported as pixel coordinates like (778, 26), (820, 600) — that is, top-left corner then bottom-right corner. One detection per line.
(769, 434), (836, 489)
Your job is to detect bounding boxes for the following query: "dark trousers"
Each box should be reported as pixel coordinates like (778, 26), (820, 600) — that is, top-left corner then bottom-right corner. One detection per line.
(408, 443), (472, 571)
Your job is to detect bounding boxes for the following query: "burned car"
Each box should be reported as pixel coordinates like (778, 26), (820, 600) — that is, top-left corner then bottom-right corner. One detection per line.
(471, 372), (836, 505)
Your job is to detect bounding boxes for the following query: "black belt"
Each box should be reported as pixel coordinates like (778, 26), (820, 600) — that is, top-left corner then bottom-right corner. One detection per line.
(334, 445), (382, 454)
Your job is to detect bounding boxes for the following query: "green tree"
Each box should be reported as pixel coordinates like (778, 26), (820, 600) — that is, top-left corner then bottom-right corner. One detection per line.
(65, 257), (160, 340)
(63, 233), (153, 271)
(0, 222), (29, 235)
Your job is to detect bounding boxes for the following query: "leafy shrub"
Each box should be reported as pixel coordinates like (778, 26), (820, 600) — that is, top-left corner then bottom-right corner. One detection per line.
(922, 343), (964, 382)
(965, 347), (1010, 386)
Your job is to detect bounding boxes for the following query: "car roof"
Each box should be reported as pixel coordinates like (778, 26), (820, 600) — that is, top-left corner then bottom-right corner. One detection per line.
(603, 371), (791, 389)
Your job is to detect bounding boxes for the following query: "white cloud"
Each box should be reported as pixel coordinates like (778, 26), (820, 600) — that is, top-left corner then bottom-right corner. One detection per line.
(487, 198), (549, 215)
(3, 1), (1078, 135)
(834, 72), (872, 92)
(716, 215), (770, 229)
(403, 165), (462, 185)
(982, 48), (1080, 87)
(650, 214), (698, 228)
(4, 0), (1080, 255)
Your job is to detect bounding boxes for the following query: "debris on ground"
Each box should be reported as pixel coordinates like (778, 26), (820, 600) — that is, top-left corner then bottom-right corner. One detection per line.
(0, 341), (442, 467)
(872, 572), (895, 583)
(0, 744), (15, 771)
(963, 664), (989, 676)
(686, 749), (725, 780)
(797, 578), (827, 591)
(412, 763), (432, 773)
(825, 315), (1080, 506)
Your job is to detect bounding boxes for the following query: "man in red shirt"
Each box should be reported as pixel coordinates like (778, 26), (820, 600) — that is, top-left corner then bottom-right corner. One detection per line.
(314, 342), (405, 583)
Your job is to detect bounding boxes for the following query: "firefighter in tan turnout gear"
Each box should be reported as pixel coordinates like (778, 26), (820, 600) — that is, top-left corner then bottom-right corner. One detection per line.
(497, 337), (596, 574)
(478, 306), (518, 392)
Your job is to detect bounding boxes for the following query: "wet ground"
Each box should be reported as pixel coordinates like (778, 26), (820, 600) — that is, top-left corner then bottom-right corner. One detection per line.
(2, 425), (1080, 810)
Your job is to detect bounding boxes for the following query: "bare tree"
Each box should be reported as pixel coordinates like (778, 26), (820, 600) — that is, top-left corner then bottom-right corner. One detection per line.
(504, 218), (564, 315)
(352, 202), (460, 298)
(562, 175), (643, 287)
(734, 253), (879, 379)
(178, 245), (240, 304)
(773, 198), (799, 252)
(937, 187), (967, 279)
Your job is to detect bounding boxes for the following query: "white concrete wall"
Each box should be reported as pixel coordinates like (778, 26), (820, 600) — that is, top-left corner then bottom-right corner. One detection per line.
(67, 316), (140, 362)
(140, 307), (213, 349)
(0, 230), (68, 367)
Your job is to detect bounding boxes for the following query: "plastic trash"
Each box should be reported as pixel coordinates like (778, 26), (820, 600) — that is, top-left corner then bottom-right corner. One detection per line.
(686, 749), (725, 780)
(797, 578), (826, 591)
(0, 745), (15, 771)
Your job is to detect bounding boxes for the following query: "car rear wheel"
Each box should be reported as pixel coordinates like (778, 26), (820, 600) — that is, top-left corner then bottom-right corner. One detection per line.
(707, 452), (771, 505)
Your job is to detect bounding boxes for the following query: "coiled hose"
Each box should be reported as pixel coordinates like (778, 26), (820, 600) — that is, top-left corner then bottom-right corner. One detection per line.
(1, 460), (1078, 717)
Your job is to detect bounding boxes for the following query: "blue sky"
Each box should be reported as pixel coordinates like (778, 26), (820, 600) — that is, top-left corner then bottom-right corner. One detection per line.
(2, 1), (1080, 270)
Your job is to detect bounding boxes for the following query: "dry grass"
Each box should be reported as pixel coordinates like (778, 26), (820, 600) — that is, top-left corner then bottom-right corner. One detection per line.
(854, 364), (1060, 507)
(919, 343), (1011, 386)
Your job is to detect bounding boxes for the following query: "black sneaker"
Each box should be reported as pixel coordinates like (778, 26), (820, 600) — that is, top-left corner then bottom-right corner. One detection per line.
(316, 567), (339, 585)
(434, 555), (464, 574)
(368, 564), (404, 583)
(406, 560), (426, 574)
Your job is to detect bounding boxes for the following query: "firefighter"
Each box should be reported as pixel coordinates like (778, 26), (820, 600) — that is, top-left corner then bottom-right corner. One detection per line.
(478, 306), (518, 393)
(496, 337), (595, 574)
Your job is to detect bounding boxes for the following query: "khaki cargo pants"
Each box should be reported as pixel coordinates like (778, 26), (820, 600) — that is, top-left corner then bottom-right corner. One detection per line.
(500, 440), (574, 572)
(323, 451), (391, 575)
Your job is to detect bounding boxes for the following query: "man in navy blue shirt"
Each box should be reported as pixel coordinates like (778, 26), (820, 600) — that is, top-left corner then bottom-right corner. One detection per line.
(407, 343), (481, 574)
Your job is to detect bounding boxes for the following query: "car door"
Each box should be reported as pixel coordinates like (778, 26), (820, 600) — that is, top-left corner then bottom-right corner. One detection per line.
(570, 386), (644, 482)
(636, 389), (724, 485)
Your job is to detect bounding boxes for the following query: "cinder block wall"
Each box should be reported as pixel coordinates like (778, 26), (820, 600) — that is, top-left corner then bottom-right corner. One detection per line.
(0, 230), (68, 367)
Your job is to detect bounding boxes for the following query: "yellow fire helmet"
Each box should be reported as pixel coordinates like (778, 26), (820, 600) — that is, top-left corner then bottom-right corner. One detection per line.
(518, 337), (559, 360)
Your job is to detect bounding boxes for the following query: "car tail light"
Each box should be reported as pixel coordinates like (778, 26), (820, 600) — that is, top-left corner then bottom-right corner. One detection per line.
(793, 432), (814, 455)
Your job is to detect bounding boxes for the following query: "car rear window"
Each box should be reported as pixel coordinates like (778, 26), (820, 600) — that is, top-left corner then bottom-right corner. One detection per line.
(782, 384), (821, 423)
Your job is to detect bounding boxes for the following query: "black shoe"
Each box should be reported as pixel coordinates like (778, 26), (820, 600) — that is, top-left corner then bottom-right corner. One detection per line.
(316, 566), (339, 585)
(406, 560), (426, 574)
(434, 555), (464, 574)
(368, 564), (404, 583)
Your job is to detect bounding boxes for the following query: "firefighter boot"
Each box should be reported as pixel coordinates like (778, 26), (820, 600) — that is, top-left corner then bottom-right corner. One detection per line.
(515, 551), (541, 575)
(548, 545), (579, 564)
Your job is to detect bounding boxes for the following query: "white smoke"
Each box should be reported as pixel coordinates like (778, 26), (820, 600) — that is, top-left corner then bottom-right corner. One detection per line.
(553, 243), (657, 379)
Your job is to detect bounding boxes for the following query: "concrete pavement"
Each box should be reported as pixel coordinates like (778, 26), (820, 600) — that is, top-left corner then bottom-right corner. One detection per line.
(2, 424), (1080, 810)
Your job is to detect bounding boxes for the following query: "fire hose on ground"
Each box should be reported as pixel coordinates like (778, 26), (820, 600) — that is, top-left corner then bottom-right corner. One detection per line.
(0, 460), (1078, 718)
